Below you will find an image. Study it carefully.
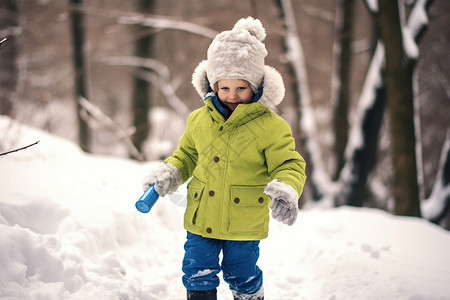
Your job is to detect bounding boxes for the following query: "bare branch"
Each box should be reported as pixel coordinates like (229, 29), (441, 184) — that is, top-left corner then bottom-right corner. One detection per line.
(77, 6), (218, 40)
(135, 69), (190, 116)
(78, 97), (145, 161)
(0, 26), (22, 42)
(118, 14), (218, 39)
(98, 55), (190, 116)
(0, 140), (40, 156)
(97, 56), (170, 81)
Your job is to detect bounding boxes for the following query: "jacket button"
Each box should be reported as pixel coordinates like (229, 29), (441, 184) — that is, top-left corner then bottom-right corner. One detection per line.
(214, 156), (219, 162)
(219, 126), (223, 131)
(234, 198), (240, 204)
(209, 191), (215, 196)
(194, 192), (198, 198)
(258, 197), (264, 203)
(206, 227), (212, 234)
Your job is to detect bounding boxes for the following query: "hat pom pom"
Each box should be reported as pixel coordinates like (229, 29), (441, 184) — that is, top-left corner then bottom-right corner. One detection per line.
(233, 17), (266, 41)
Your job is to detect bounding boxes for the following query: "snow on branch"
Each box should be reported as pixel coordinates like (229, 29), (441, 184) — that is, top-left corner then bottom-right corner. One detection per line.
(363, 0), (378, 13)
(81, 7), (218, 39)
(403, 0), (431, 60)
(422, 126), (450, 221)
(118, 14), (218, 39)
(407, 0), (431, 37)
(421, 62), (450, 221)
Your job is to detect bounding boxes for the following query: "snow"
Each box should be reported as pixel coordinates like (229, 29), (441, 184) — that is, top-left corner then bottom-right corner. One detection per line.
(402, 26), (419, 60)
(364, 0), (378, 13)
(422, 128), (450, 220)
(1, 115), (450, 300)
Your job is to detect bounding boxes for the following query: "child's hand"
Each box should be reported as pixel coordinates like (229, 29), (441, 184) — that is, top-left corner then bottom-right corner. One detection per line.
(142, 162), (181, 197)
(264, 180), (299, 226)
(269, 198), (298, 226)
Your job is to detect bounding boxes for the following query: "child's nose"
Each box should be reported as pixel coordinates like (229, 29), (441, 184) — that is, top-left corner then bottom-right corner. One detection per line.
(229, 91), (238, 100)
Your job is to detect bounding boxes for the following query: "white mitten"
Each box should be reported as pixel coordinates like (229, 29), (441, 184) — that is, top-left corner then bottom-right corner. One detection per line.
(142, 162), (182, 197)
(264, 179), (299, 226)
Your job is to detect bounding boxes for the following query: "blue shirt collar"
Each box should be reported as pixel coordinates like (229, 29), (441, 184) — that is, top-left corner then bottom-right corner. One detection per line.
(203, 86), (264, 119)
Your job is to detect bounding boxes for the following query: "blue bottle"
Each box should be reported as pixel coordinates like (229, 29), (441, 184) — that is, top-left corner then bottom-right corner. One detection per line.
(135, 185), (159, 213)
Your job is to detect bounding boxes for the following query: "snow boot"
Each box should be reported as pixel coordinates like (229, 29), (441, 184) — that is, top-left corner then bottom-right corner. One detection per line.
(186, 288), (217, 300)
(233, 296), (264, 300)
(232, 287), (264, 300)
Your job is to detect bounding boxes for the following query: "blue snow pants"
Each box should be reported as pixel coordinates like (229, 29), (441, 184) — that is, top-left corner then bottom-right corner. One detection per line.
(182, 232), (263, 294)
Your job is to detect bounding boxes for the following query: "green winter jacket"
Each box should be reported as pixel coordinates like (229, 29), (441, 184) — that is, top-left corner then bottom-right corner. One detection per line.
(166, 96), (306, 241)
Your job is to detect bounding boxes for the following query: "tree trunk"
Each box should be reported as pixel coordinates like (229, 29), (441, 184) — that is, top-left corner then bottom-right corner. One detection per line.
(343, 86), (386, 207)
(335, 40), (386, 208)
(423, 127), (450, 229)
(275, 0), (332, 200)
(131, 0), (155, 159)
(0, 0), (20, 116)
(332, 0), (354, 180)
(69, 0), (90, 152)
(377, 0), (421, 217)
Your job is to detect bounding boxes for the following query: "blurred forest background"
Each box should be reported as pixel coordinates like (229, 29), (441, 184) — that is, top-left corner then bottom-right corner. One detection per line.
(1, 0), (449, 228)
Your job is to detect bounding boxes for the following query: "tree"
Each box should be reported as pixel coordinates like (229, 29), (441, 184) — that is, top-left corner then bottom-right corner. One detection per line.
(69, 0), (91, 152)
(332, 0), (355, 180)
(275, 0), (332, 201)
(377, 0), (421, 216)
(0, 0), (20, 116)
(277, 0), (432, 218)
(336, 0), (432, 216)
(130, 0), (156, 159)
(423, 124), (450, 227)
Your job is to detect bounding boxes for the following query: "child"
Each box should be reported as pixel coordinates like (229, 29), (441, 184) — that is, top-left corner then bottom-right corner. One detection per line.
(143, 17), (306, 300)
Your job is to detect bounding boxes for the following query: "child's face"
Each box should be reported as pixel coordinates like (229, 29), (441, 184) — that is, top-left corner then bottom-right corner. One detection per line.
(216, 79), (254, 111)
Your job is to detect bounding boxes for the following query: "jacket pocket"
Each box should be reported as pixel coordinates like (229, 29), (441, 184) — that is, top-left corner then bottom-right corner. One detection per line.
(185, 177), (205, 226)
(229, 185), (270, 233)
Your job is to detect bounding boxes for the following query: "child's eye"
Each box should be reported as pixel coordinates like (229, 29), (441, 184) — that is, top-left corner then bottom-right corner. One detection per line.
(237, 87), (247, 90)
(220, 87), (229, 91)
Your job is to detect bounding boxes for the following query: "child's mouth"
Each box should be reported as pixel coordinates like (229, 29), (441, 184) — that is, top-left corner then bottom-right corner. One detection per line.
(226, 102), (240, 109)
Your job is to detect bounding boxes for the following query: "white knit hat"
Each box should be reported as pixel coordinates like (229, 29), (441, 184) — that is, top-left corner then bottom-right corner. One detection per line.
(206, 17), (267, 93)
(192, 17), (285, 109)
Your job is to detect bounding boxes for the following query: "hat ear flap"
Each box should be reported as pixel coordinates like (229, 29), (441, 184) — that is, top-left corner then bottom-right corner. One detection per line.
(259, 65), (285, 109)
(192, 60), (211, 98)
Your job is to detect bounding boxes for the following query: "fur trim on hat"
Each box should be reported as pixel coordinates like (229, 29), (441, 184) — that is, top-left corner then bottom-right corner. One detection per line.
(191, 60), (210, 97)
(191, 60), (285, 110)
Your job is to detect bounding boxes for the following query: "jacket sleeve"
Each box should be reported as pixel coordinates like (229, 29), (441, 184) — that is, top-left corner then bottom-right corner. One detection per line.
(264, 117), (306, 198)
(165, 113), (198, 183)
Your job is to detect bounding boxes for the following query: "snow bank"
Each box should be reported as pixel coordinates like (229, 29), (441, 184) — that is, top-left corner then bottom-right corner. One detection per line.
(1, 115), (450, 300)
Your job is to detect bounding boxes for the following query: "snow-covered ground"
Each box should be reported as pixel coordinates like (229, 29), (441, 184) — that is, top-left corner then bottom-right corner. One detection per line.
(1, 115), (450, 300)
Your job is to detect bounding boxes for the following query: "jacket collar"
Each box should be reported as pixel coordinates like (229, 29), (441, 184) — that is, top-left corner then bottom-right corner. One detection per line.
(205, 88), (263, 120)
(204, 96), (267, 126)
